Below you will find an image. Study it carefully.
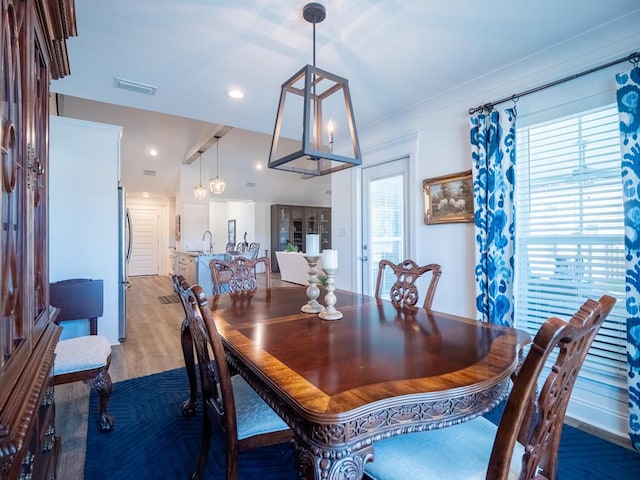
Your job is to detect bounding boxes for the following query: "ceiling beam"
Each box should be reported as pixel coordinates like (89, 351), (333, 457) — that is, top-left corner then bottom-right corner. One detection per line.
(183, 125), (233, 164)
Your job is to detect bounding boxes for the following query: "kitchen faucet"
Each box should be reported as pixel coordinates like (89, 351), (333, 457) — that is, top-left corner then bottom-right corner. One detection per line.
(202, 230), (213, 254)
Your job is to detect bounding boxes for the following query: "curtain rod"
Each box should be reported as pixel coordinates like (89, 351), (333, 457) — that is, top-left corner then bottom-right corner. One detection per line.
(468, 51), (640, 115)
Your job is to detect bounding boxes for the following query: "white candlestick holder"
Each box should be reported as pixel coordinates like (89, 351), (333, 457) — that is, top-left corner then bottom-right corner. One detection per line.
(301, 255), (325, 313)
(319, 267), (342, 320)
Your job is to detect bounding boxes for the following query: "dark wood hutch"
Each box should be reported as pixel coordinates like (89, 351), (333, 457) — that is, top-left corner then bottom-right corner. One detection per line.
(0, 0), (76, 478)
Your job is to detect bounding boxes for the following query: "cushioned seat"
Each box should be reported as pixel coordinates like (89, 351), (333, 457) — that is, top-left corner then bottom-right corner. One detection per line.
(54, 336), (111, 375)
(232, 375), (289, 439)
(365, 417), (525, 480)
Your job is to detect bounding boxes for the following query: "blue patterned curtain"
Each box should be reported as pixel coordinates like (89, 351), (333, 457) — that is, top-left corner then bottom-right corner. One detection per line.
(616, 65), (640, 451)
(471, 109), (517, 327)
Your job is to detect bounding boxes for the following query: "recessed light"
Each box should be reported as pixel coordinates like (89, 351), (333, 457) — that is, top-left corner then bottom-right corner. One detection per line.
(145, 145), (158, 157)
(255, 163), (263, 170)
(225, 87), (246, 100)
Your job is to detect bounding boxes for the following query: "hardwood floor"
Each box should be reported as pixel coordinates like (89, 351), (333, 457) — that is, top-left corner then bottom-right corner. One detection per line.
(55, 273), (292, 479)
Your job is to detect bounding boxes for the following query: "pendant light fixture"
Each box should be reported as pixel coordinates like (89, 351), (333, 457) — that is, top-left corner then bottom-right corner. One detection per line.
(209, 135), (226, 194)
(194, 152), (208, 200)
(268, 2), (361, 176)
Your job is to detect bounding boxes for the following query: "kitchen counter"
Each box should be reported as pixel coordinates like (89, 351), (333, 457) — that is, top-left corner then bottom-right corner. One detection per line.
(175, 251), (229, 294)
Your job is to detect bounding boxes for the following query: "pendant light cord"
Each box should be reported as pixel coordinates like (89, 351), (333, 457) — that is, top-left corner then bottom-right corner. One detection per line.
(216, 139), (220, 177)
(312, 21), (316, 68)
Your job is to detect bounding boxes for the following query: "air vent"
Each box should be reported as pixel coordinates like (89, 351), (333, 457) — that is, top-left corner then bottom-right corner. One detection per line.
(114, 77), (157, 96)
(246, 182), (256, 188)
(143, 170), (156, 176)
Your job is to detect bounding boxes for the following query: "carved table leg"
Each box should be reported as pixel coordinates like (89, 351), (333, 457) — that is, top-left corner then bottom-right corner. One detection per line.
(295, 439), (374, 480)
(181, 317), (198, 416)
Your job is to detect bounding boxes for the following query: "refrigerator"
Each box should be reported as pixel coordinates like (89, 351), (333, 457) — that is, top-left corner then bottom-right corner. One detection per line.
(118, 186), (132, 341)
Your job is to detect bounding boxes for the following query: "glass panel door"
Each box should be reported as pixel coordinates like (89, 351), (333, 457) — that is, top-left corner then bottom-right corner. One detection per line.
(361, 158), (409, 296)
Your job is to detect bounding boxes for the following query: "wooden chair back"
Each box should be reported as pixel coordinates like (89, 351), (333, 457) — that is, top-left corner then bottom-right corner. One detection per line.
(174, 278), (240, 477)
(174, 278), (290, 479)
(247, 242), (260, 259)
(488, 294), (616, 479)
(374, 259), (442, 310)
(210, 255), (271, 296)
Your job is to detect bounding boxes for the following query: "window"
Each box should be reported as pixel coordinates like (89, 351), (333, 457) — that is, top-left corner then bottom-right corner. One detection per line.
(515, 104), (627, 385)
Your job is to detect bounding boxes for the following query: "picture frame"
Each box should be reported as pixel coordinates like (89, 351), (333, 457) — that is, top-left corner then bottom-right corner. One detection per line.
(175, 215), (181, 240)
(227, 219), (236, 245)
(423, 169), (474, 225)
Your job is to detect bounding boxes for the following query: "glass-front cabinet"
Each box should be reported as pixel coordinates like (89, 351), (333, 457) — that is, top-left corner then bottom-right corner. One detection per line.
(275, 206), (291, 253)
(270, 204), (331, 272)
(318, 208), (331, 250)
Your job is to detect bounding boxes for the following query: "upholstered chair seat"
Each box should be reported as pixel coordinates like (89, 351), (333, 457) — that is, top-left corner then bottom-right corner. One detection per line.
(54, 336), (111, 375)
(365, 416), (525, 480)
(231, 375), (289, 439)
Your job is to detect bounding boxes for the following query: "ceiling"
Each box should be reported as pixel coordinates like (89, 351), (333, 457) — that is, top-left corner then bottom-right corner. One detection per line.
(50, 0), (640, 198)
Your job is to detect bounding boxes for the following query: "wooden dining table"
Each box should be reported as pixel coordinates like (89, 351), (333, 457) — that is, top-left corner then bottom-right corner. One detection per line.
(183, 286), (530, 480)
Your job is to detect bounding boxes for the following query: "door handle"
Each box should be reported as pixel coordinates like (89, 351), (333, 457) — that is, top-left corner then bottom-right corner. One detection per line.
(361, 256), (368, 262)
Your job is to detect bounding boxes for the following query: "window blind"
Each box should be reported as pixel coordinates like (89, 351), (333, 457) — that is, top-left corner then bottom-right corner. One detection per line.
(514, 104), (627, 384)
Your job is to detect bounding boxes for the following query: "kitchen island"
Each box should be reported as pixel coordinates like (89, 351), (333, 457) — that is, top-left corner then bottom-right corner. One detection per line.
(174, 251), (228, 295)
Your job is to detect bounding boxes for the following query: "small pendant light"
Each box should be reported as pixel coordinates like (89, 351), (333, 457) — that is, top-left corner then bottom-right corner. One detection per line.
(209, 135), (226, 194)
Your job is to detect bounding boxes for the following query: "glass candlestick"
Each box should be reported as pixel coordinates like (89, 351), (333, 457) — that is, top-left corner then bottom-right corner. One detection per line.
(319, 266), (342, 320)
(302, 255), (325, 313)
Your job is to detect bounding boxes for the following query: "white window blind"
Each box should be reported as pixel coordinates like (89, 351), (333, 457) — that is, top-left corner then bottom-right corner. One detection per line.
(369, 174), (404, 297)
(515, 104), (627, 384)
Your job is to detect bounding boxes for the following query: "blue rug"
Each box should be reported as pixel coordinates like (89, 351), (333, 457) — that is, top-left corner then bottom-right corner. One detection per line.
(84, 367), (298, 479)
(86, 367), (640, 479)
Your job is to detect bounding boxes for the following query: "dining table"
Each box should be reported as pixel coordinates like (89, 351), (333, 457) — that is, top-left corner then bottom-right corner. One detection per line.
(182, 286), (531, 480)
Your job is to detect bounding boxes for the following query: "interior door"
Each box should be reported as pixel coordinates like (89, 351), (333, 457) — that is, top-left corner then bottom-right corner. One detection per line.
(361, 158), (409, 296)
(128, 206), (161, 276)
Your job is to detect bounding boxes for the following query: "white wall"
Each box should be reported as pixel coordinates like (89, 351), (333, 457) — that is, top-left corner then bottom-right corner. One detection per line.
(49, 116), (122, 345)
(331, 12), (640, 438)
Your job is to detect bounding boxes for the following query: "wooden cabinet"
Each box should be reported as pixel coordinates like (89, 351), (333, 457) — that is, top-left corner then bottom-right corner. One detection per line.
(270, 204), (331, 272)
(175, 252), (197, 286)
(0, 1), (76, 479)
(180, 203), (209, 252)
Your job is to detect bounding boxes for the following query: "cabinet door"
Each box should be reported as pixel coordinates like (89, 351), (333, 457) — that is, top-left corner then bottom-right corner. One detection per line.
(291, 206), (304, 252)
(182, 203), (209, 251)
(306, 208), (318, 234)
(275, 206), (290, 251)
(319, 208), (331, 250)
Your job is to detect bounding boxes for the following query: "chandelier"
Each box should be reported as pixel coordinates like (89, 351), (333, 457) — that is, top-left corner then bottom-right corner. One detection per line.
(268, 2), (361, 176)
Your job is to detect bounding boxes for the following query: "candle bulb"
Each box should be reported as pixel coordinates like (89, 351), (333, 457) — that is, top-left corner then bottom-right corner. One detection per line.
(306, 234), (320, 257)
(322, 249), (338, 270)
(327, 119), (335, 145)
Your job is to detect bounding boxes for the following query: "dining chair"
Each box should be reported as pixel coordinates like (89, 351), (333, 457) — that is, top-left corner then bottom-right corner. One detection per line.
(374, 259), (442, 310)
(50, 278), (115, 432)
(173, 274), (200, 417)
(174, 278), (293, 480)
(247, 242), (260, 259)
(363, 294), (616, 480)
(225, 242), (236, 253)
(211, 255), (271, 296)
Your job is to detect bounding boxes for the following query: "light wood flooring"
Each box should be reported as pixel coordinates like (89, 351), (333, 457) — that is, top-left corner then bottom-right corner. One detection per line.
(55, 273), (293, 479)
(55, 274), (633, 479)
